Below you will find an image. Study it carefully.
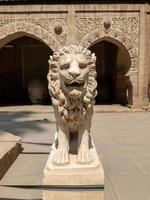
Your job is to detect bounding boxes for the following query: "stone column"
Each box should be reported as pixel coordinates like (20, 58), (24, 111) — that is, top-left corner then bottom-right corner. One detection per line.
(138, 6), (149, 106)
(66, 6), (76, 45)
(129, 73), (138, 107)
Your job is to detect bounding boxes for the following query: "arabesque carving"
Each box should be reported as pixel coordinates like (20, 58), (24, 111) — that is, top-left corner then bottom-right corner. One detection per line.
(47, 45), (97, 165)
(0, 18), (67, 50)
(76, 17), (139, 72)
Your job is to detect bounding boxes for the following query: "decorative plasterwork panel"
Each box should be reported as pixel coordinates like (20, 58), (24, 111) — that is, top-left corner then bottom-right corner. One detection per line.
(76, 17), (139, 73)
(0, 17), (67, 50)
(111, 17), (138, 48)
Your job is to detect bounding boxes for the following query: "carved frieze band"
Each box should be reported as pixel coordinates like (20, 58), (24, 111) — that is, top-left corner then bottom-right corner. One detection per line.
(76, 17), (139, 73)
(0, 18), (67, 50)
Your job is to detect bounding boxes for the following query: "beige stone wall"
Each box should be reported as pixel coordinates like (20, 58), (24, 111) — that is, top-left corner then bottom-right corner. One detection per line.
(0, 3), (149, 107)
(146, 9), (150, 102)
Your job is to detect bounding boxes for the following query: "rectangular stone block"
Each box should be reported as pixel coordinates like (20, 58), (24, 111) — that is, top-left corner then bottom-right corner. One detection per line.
(0, 131), (21, 179)
(43, 147), (104, 200)
(43, 190), (104, 200)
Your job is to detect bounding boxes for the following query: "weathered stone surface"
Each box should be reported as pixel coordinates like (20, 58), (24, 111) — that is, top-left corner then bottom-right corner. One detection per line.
(0, 3), (148, 107)
(0, 131), (21, 179)
(44, 45), (104, 199)
(43, 141), (104, 182)
(0, 131), (21, 142)
(0, 4), (148, 107)
(47, 45), (97, 165)
(1, 111), (150, 199)
(43, 142), (104, 200)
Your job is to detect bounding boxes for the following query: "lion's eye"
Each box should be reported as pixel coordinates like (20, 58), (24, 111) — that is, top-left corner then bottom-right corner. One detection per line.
(61, 64), (69, 69)
(79, 63), (86, 68)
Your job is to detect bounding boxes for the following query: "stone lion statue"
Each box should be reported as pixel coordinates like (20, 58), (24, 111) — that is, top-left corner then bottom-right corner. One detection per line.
(47, 45), (97, 165)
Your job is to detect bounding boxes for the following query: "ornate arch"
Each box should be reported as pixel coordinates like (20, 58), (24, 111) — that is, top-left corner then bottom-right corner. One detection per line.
(0, 21), (61, 51)
(79, 28), (138, 73)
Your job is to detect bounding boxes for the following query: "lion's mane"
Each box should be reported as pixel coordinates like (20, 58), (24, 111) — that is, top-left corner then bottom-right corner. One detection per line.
(47, 45), (97, 122)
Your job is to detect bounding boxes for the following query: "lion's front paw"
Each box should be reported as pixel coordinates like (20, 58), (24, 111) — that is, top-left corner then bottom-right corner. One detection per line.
(77, 149), (93, 164)
(52, 149), (69, 165)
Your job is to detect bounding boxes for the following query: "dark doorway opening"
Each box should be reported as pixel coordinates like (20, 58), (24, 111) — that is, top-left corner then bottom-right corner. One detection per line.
(0, 36), (53, 105)
(89, 40), (131, 105)
(90, 41), (118, 104)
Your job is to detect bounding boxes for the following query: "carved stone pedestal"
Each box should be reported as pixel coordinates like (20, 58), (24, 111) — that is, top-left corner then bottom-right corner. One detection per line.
(42, 145), (104, 200)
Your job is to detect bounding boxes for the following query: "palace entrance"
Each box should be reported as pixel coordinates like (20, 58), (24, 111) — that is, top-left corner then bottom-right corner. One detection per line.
(0, 36), (53, 105)
(89, 39), (131, 105)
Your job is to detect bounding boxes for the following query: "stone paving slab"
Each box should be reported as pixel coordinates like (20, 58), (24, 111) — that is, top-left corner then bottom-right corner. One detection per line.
(0, 113), (55, 144)
(0, 154), (48, 186)
(101, 157), (142, 173)
(0, 111), (150, 199)
(0, 153), (47, 199)
(0, 186), (42, 200)
(131, 156), (150, 173)
(0, 131), (21, 142)
(105, 175), (118, 200)
(109, 173), (150, 200)
(22, 143), (51, 154)
(0, 105), (144, 113)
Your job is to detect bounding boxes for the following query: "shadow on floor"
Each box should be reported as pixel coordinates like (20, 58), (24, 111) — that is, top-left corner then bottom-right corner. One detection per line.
(0, 111), (56, 143)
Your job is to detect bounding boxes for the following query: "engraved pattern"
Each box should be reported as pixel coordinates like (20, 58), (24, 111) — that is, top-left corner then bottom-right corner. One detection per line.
(76, 18), (103, 42)
(111, 17), (138, 47)
(76, 17), (138, 48)
(0, 18), (67, 49)
(76, 17), (139, 72)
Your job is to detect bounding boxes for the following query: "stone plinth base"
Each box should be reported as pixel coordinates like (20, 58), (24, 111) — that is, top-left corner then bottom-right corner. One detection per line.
(43, 146), (104, 200)
(43, 189), (104, 200)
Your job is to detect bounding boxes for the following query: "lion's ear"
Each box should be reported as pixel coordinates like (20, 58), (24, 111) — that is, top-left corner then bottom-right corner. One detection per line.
(91, 53), (96, 63)
(48, 56), (53, 65)
(50, 55), (53, 61)
(53, 52), (60, 61)
(48, 59), (51, 66)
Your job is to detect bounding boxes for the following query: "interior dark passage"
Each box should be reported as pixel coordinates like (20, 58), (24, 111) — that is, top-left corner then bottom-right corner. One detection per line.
(89, 40), (131, 105)
(0, 36), (53, 105)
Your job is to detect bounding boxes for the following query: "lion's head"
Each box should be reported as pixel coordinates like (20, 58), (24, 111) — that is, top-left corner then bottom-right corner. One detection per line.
(47, 45), (97, 121)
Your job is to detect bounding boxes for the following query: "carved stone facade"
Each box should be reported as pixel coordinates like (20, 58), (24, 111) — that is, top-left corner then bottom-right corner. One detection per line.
(0, 17), (67, 50)
(0, 16), (138, 72)
(0, 3), (149, 107)
(76, 17), (138, 73)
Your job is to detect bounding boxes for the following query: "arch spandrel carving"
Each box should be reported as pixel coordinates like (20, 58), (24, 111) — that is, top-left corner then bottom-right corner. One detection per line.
(76, 17), (139, 73)
(79, 29), (138, 74)
(0, 21), (62, 51)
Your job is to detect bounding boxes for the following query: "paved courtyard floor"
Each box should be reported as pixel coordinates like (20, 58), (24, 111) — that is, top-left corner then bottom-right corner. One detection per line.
(0, 106), (150, 200)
